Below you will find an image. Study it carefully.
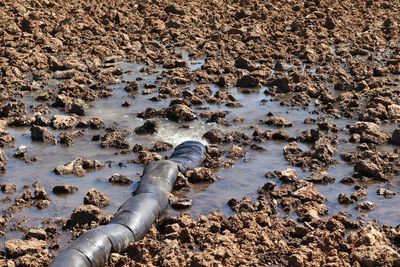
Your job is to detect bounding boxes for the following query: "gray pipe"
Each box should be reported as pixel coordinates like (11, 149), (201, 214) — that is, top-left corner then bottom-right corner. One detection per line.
(49, 141), (205, 267)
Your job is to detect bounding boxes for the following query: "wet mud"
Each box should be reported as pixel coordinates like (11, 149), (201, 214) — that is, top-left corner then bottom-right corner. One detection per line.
(0, 0), (399, 266)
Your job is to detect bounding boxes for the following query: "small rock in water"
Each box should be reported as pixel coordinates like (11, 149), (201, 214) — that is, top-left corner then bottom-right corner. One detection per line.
(13, 145), (27, 158)
(0, 183), (17, 194)
(350, 188), (367, 202)
(25, 228), (47, 240)
(165, 104), (197, 122)
(124, 81), (139, 92)
(173, 172), (190, 191)
(377, 188), (396, 198)
(262, 115), (293, 127)
(186, 167), (219, 183)
(54, 157), (104, 176)
(349, 121), (390, 144)
(228, 145), (245, 159)
(134, 120), (158, 135)
(258, 181), (276, 194)
(271, 130), (290, 140)
(33, 182), (50, 201)
(354, 159), (385, 181)
(59, 130), (84, 146)
(5, 239), (46, 258)
(340, 176), (355, 184)
(83, 188), (111, 208)
(121, 101), (131, 107)
(108, 173), (133, 185)
(52, 184), (79, 194)
(357, 201), (375, 211)
(51, 115), (79, 129)
(236, 75), (259, 88)
(265, 168), (297, 183)
(169, 195), (192, 209)
(100, 130), (130, 149)
(203, 129), (226, 144)
(88, 117), (104, 129)
(30, 125), (56, 144)
(235, 56), (257, 71)
(150, 141), (173, 152)
(133, 151), (162, 165)
(70, 204), (101, 226)
(338, 193), (354, 205)
(306, 171), (335, 184)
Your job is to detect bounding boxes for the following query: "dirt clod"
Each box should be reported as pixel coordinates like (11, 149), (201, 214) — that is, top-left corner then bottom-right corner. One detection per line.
(108, 173), (133, 185)
(70, 204), (101, 226)
(83, 188), (111, 208)
(52, 184), (79, 194)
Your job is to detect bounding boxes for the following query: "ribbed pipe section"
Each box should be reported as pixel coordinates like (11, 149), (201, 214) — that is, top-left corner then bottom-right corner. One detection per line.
(49, 141), (205, 267)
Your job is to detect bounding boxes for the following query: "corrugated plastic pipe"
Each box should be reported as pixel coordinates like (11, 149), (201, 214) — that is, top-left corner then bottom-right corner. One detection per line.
(49, 141), (206, 267)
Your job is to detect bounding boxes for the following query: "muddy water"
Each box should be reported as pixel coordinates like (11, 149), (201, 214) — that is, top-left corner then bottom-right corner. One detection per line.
(1, 53), (400, 249)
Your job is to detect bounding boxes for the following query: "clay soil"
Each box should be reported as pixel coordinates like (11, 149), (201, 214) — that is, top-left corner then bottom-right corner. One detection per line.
(1, 0), (400, 266)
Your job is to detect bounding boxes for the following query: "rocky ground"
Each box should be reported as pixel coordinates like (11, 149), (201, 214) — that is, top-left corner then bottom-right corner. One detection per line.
(0, 0), (399, 266)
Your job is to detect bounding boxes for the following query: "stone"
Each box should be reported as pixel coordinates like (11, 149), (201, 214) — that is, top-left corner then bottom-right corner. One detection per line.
(169, 196), (192, 209)
(236, 75), (259, 88)
(124, 81), (139, 92)
(186, 167), (218, 183)
(13, 145), (27, 158)
(263, 115), (292, 127)
(51, 115), (79, 129)
(54, 158), (85, 176)
(235, 56), (257, 71)
(1, 183), (16, 194)
(306, 171), (335, 184)
(54, 158), (103, 176)
(354, 160), (384, 180)
(100, 130), (130, 149)
(33, 183), (50, 200)
(83, 188), (111, 208)
(349, 224), (400, 266)
(134, 151), (162, 165)
(26, 228), (47, 240)
(338, 193), (354, 205)
(356, 201), (375, 211)
(377, 188), (396, 198)
(108, 173), (133, 185)
(349, 122), (390, 144)
(165, 104), (197, 122)
(70, 204), (101, 226)
(271, 130), (290, 140)
(270, 77), (290, 92)
(5, 239), (46, 258)
(292, 182), (326, 203)
(88, 117), (104, 129)
(203, 129), (225, 144)
(67, 101), (87, 116)
(279, 168), (298, 183)
(265, 169), (297, 183)
(30, 125), (56, 144)
(325, 16), (336, 30)
(227, 145), (245, 159)
(151, 141), (173, 152)
(59, 130), (84, 146)
(52, 184), (78, 194)
(134, 120), (158, 135)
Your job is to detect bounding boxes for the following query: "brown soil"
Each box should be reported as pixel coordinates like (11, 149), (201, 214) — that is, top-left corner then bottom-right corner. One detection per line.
(0, 0), (399, 266)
